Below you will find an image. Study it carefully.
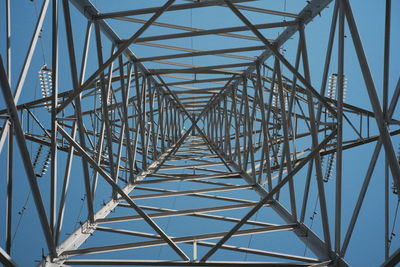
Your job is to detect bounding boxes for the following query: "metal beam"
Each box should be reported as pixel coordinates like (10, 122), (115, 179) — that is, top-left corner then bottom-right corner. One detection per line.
(0, 0), (50, 153)
(58, 0), (177, 113)
(341, 0), (400, 189)
(0, 247), (17, 267)
(0, 57), (57, 257)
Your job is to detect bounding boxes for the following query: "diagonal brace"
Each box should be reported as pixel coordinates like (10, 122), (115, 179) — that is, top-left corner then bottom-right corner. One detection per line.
(57, 125), (190, 261)
(223, 0), (338, 118)
(57, 0), (176, 113)
(200, 129), (337, 261)
(0, 57), (57, 257)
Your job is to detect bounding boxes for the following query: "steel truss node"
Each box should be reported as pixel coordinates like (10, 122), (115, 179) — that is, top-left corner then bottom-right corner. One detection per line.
(0, 0), (399, 266)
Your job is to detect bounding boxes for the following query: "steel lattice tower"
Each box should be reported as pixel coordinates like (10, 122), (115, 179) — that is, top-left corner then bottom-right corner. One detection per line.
(0, 0), (399, 266)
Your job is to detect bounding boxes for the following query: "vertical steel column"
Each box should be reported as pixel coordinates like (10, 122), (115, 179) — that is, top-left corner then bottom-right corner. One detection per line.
(226, 95), (234, 159)
(114, 123), (125, 185)
(300, 0), (339, 224)
(50, 0), (59, 236)
(223, 95), (230, 155)
(242, 77), (254, 177)
(218, 98), (223, 147)
(4, 6), (13, 252)
(142, 76), (148, 168)
(299, 23), (332, 254)
(145, 79), (153, 159)
(55, 19), (91, 245)
(238, 86), (245, 167)
(118, 58), (136, 181)
(133, 63), (144, 171)
(55, 123), (77, 245)
(255, 63), (272, 189)
(165, 100), (171, 147)
(5, 122), (13, 254)
(62, 0), (94, 223)
(5, 0), (11, 83)
(265, 65), (279, 170)
(383, 1), (392, 260)
(245, 77), (257, 180)
(157, 93), (166, 153)
(149, 84), (158, 159)
(383, 0), (391, 117)
(94, 24), (117, 198)
(131, 117), (141, 182)
(232, 87), (242, 169)
(206, 110), (211, 143)
(335, 0), (345, 255)
(135, 67), (146, 170)
(91, 111), (106, 196)
(385, 154), (390, 260)
(275, 58), (297, 219)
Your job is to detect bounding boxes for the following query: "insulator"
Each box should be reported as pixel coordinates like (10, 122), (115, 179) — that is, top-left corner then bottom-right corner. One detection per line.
(392, 182), (399, 195)
(36, 147), (51, 178)
(397, 144), (400, 163)
(392, 144), (399, 194)
(323, 152), (336, 182)
(108, 91), (113, 106)
(342, 75), (348, 103)
(96, 81), (112, 108)
(272, 142), (281, 166)
(317, 155), (325, 178)
(96, 82), (103, 106)
(283, 92), (289, 111)
(327, 74), (337, 100)
(32, 144), (43, 170)
(328, 74), (347, 102)
(272, 84), (279, 108)
(38, 65), (53, 111)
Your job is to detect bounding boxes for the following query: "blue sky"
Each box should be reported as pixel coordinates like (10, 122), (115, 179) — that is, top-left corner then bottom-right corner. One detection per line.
(0, 0), (400, 266)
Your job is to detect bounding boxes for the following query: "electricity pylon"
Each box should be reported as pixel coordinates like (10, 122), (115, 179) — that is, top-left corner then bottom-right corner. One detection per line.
(0, 0), (399, 266)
